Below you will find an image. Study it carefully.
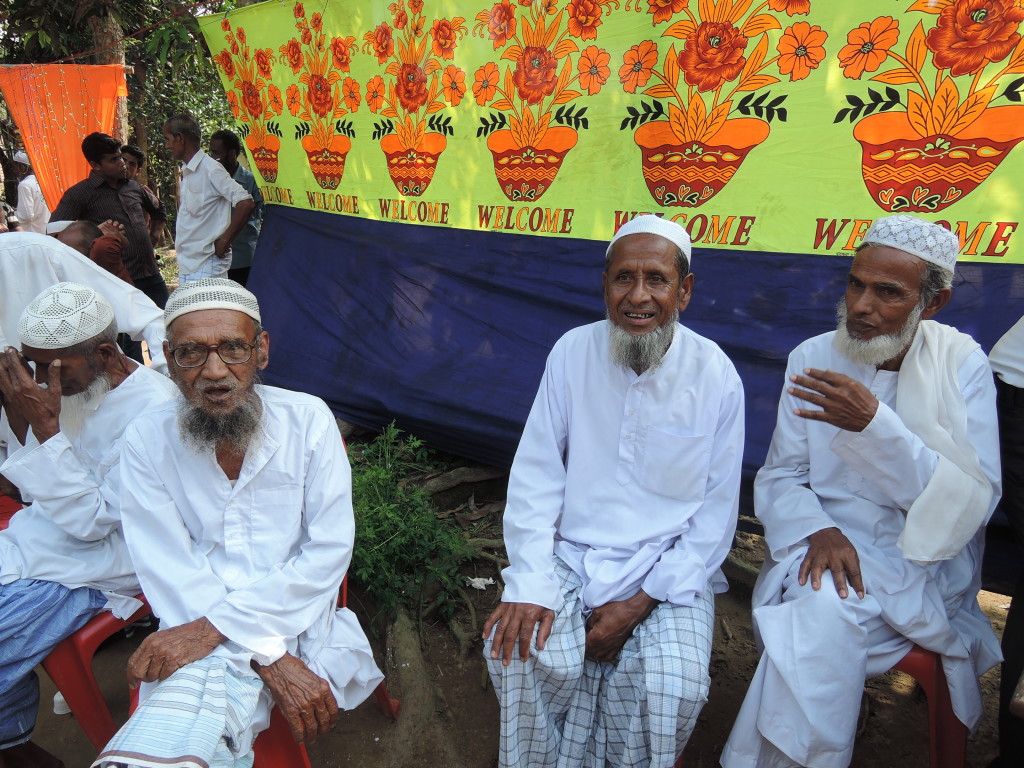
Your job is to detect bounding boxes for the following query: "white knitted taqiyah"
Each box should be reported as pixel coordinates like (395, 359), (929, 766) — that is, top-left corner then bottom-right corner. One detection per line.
(18, 282), (115, 349)
(164, 277), (261, 329)
(606, 214), (692, 267)
(862, 214), (959, 270)
(13, 150), (29, 165)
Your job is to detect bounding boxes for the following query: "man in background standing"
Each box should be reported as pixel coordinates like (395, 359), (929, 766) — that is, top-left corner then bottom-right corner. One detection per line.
(163, 114), (254, 284)
(13, 151), (48, 235)
(209, 130), (264, 287)
(51, 133), (169, 308)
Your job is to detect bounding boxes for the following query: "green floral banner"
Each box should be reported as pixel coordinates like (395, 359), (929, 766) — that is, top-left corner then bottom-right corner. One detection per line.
(199, 0), (1024, 262)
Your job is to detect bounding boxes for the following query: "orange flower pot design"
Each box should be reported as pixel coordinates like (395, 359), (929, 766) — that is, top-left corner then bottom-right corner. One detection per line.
(633, 119), (770, 207)
(245, 134), (281, 184)
(302, 134), (352, 190)
(486, 126), (578, 202)
(854, 107), (1024, 213)
(381, 132), (447, 197)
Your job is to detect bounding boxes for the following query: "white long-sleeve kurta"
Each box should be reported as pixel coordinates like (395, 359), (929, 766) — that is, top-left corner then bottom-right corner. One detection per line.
(753, 330), (1001, 728)
(0, 365), (176, 615)
(119, 386), (382, 729)
(0, 233), (167, 371)
(502, 320), (744, 612)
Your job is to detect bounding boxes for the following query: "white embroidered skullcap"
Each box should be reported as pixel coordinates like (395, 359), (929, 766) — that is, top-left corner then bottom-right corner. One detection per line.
(607, 214), (692, 267)
(18, 282), (115, 349)
(164, 278), (261, 329)
(863, 215), (959, 271)
(46, 220), (74, 235)
(13, 150), (29, 165)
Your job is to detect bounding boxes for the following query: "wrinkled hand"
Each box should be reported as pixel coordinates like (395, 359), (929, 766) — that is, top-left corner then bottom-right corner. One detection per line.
(482, 602), (554, 665)
(98, 219), (125, 238)
(254, 653), (338, 744)
(127, 617), (226, 688)
(585, 590), (658, 662)
(214, 234), (231, 258)
(789, 368), (878, 432)
(0, 347), (61, 444)
(799, 527), (865, 600)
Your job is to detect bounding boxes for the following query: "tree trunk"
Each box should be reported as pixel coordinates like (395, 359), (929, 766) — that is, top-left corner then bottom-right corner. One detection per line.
(86, 1), (128, 141)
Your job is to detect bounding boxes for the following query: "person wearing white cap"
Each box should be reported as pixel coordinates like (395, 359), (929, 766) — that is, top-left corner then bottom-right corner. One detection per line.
(96, 279), (382, 767)
(482, 215), (744, 767)
(13, 150), (49, 236)
(721, 214), (1001, 768)
(0, 283), (176, 768)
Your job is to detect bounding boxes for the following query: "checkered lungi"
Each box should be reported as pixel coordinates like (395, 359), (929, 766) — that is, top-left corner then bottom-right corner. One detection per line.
(0, 579), (107, 748)
(179, 254), (231, 284)
(94, 655), (262, 768)
(486, 558), (714, 768)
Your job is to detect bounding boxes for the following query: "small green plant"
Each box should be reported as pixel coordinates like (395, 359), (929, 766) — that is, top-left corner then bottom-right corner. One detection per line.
(348, 423), (471, 625)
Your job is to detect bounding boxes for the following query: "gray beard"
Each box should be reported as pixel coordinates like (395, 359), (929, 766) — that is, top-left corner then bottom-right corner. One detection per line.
(607, 310), (677, 373)
(176, 383), (264, 455)
(59, 373), (112, 438)
(833, 300), (922, 367)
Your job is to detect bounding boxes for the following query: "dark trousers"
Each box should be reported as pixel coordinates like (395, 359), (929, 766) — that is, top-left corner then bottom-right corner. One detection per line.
(133, 273), (169, 309)
(227, 266), (251, 287)
(994, 376), (1024, 765)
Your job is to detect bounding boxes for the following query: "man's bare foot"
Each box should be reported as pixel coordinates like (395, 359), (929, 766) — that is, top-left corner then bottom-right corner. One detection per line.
(1, 741), (65, 768)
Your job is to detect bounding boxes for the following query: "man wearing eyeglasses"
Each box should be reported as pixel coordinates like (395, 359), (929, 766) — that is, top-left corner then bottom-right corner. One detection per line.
(96, 278), (382, 768)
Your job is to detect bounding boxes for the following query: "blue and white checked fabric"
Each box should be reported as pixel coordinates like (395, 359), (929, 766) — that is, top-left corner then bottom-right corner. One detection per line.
(94, 656), (262, 768)
(180, 255), (230, 285)
(486, 558), (714, 768)
(0, 579), (106, 748)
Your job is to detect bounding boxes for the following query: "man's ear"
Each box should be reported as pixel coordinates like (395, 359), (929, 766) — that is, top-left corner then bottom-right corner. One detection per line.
(921, 286), (952, 319)
(88, 160), (101, 171)
(677, 272), (695, 313)
(256, 330), (270, 370)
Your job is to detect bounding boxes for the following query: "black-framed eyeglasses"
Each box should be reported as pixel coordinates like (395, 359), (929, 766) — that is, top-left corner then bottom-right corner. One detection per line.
(169, 336), (260, 368)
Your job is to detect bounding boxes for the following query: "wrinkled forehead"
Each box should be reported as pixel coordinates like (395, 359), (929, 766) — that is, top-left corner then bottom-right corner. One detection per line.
(168, 308), (257, 344)
(851, 244), (927, 287)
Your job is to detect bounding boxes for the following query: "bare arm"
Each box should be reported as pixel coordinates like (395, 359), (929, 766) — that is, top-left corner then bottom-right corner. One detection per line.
(214, 198), (256, 257)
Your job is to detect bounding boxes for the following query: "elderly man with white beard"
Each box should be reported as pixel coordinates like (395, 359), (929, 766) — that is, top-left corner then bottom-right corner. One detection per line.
(95, 279), (382, 768)
(483, 215), (744, 768)
(721, 214), (1002, 768)
(0, 283), (176, 768)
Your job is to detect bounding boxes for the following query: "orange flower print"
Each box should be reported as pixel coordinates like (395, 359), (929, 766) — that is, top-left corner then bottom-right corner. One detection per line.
(473, 61), (500, 105)
(409, 0), (423, 12)
(397, 63), (429, 112)
(221, 18), (231, 32)
(412, 15), (425, 36)
(280, 39), (303, 73)
(237, 28), (247, 44)
(647, 0), (687, 26)
(927, 0), (1024, 76)
(442, 65), (466, 106)
(768, 0), (810, 15)
(777, 22), (827, 81)
(488, 1), (517, 49)
(372, 23), (395, 63)
(231, 41), (240, 55)
(286, 84), (302, 115)
(311, 12), (323, 31)
(241, 80), (263, 118)
(301, 27), (312, 45)
(513, 45), (558, 104)
(331, 37), (354, 71)
(366, 75), (386, 112)
(619, 40), (658, 93)
(307, 73), (333, 117)
(268, 84), (283, 114)
(680, 21), (748, 92)
(343, 78), (361, 112)
(431, 19), (458, 60)
(294, 2), (305, 18)
(226, 90), (240, 118)
(217, 50), (235, 79)
(395, 9), (408, 30)
(254, 49), (274, 79)
(838, 17), (899, 79)
(578, 45), (610, 95)
(568, 0), (602, 40)
(543, 0), (558, 13)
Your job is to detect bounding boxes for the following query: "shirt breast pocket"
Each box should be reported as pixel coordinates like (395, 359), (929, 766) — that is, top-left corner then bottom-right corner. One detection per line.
(639, 427), (712, 503)
(184, 176), (216, 217)
(250, 484), (304, 565)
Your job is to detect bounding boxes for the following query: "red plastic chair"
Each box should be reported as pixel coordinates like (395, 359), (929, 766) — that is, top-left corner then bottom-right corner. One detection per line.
(340, 575), (402, 720)
(251, 707), (313, 768)
(40, 595), (152, 752)
(0, 494), (21, 529)
(891, 644), (967, 768)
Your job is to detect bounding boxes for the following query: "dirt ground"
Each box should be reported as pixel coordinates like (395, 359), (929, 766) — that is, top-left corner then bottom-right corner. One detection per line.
(33, 524), (1009, 768)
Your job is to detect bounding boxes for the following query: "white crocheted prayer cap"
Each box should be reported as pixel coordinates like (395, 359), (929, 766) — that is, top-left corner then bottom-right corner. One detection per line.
(863, 215), (959, 271)
(164, 278), (261, 329)
(607, 214), (692, 267)
(13, 150), (29, 165)
(18, 282), (115, 349)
